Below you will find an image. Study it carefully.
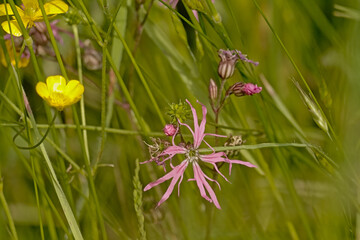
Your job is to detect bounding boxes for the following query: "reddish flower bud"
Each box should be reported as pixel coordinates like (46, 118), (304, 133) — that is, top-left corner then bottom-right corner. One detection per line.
(163, 124), (177, 136)
(226, 82), (262, 97)
(242, 83), (262, 95)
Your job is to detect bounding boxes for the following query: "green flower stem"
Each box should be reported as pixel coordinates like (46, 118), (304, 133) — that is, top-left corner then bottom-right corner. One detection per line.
(72, 22), (108, 240)
(26, 130), (46, 240)
(38, 0), (68, 79)
(45, 138), (84, 174)
(93, 2), (123, 171)
(0, 179), (18, 240)
(75, 0), (103, 43)
(12, 146), (73, 238)
(4, 3), (83, 238)
(0, 90), (24, 118)
(31, 157), (48, 240)
(0, 40), (25, 116)
(158, 0), (217, 48)
(71, 0), (149, 133)
(198, 4), (308, 238)
(113, 24), (166, 126)
(37, 132), (84, 240)
(251, 0), (340, 147)
(198, 142), (310, 153)
(0, 123), (166, 137)
(39, 1), (108, 238)
(7, 0), (43, 80)
(93, 44), (108, 169)
(10, 0), (75, 212)
(72, 25), (90, 167)
(2, 74), (73, 238)
(70, 105), (107, 240)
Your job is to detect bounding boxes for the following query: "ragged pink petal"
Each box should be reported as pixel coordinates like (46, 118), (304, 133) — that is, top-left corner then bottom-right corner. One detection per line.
(193, 163), (221, 209)
(160, 145), (186, 156)
(155, 160), (189, 208)
(144, 160), (188, 192)
(200, 152), (227, 163)
(200, 153), (230, 182)
(185, 99), (207, 149)
(193, 163), (212, 203)
(228, 159), (257, 175)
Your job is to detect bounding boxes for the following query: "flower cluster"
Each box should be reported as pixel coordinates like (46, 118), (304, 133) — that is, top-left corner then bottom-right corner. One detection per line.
(143, 100), (256, 209)
(0, 1), (84, 111)
(36, 75), (84, 111)
(0, 0), (68, 36)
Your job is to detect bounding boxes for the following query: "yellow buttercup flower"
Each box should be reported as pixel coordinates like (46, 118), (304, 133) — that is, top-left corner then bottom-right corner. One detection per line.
(0, 39), (30, 68)
(36, 75), (84, 111)
(0, 0), (68, 36)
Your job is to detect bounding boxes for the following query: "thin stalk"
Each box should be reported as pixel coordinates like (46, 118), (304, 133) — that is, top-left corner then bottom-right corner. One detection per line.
(1, 4), (84, 235)
(70, 106), (108, 240)
(1, 123), (165, 137)
(71, 0), (149, 132)
(7, 0), (43, 80)
(251, 0), (340, 148)
(72, 24), (91, 165)
(38, 0), (68, 79)
(199, 4), (304, 238)
(36, 134), (84, 240)
(94, 44), (108, 168)
(158, 0), (217, 48)
(12, 146), (73, 238)
(113, 24), (165, 125)
(31, 156), (46, 240)
(39, 1), (107, 238)
(95, 1), (123, 169)
(0, 179), (18, 240)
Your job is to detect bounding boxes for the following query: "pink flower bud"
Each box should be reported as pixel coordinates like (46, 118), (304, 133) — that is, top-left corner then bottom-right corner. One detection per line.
(163, 124), (177, 136)
(226, 82), (262, 97)
(242, 83), (262, 95)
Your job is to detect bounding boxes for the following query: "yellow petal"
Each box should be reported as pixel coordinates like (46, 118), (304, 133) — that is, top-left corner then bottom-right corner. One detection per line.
(44, 0), (68, 15)
(64, 80), (84, 103)
(1, 20), (23, 36)
(36, 82), (50, 99)
(23, 0), (39, 11)
(0, 4), (23, 16)
(18, 55), (30, 68)
(46, 75), (66, 93)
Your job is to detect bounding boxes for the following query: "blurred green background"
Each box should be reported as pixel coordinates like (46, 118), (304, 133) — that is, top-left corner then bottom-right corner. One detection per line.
(1, 0), (360, 239)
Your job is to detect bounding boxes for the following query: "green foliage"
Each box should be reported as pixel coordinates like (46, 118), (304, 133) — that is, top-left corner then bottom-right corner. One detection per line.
(0, 0), (359, 239)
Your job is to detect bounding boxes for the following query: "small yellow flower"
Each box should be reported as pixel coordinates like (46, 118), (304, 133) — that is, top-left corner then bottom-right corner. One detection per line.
(0, 39), (30, 68)
(36, 75), (84, 111)
(0, 0), (68, 36)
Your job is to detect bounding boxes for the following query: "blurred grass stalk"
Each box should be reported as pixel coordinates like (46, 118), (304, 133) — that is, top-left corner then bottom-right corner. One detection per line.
(5, 0), (84, 239)
(0, 178), (18, 240)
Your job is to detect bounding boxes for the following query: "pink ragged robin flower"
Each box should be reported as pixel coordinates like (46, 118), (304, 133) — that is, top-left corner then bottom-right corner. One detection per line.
(144, 100), (256, 209)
